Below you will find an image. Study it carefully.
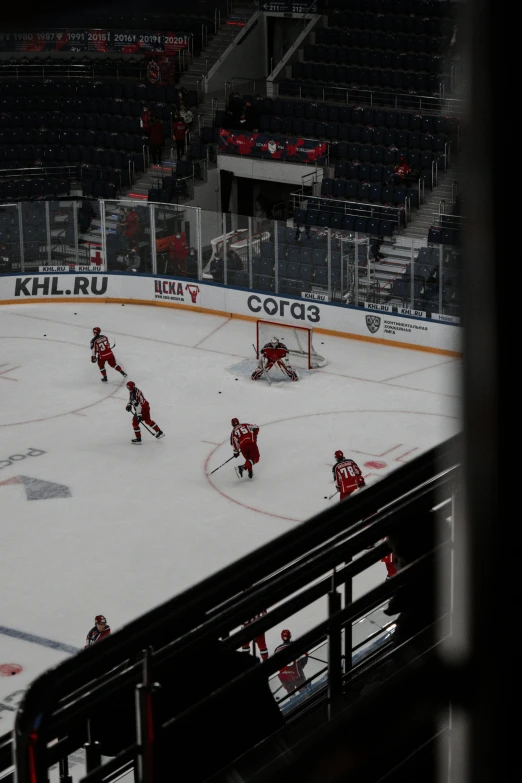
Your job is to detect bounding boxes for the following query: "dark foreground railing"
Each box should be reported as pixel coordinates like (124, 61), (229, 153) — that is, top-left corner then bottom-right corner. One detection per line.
(5, 433), (461, 783)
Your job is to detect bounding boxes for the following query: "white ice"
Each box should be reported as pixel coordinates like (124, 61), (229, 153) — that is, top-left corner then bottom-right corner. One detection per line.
(0, 301), (462, 762)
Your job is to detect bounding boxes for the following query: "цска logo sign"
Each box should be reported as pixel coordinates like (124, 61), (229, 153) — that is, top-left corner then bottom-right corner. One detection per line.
(14, 277), (108, 297)
(247, 294), (320, 323)
(366, 315), (381, 334)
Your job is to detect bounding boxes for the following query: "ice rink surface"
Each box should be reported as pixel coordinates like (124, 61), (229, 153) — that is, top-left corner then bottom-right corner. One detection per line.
(1, 301), (462, 748)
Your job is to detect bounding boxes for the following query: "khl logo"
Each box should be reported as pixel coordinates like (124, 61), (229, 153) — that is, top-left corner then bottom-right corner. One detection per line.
(366, 315), (381, 334)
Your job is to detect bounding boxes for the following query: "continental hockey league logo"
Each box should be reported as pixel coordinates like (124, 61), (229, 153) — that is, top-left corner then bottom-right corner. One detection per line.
(366, 315), (381, 334)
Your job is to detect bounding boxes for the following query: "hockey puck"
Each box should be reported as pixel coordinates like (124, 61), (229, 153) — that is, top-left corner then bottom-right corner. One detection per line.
(324, 496), (328, 499)
(235, 378), (238, 380)
(218, 391), (222, 394)
(44, 334), (46, 336)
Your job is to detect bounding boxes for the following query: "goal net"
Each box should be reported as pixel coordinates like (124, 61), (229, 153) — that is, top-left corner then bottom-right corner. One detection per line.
(256, 320), (327, 370)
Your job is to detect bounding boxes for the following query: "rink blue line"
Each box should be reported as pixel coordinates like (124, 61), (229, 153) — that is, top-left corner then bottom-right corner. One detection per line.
(0, 626), (80, 654)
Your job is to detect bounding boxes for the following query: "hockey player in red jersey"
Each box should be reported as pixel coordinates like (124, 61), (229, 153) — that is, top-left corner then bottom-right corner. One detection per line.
(251, 336), (298, 381)
(274, 629), (309, 695)
(85, 615), (111, 648)
(91, 327), (127, 383)
(332, 450), (365, 500)
(231, 417), (259, 478)
(126, 381), (164, 443)
(241, 610), (269, 660)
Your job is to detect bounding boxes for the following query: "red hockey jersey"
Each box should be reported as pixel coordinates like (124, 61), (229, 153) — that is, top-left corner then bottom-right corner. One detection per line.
(231, 423), (259, 452)
(128, 386), (148, 416)
(260, 341), (289, 363)
(333, 458), (365, 496)
(91, 334), (113, 361)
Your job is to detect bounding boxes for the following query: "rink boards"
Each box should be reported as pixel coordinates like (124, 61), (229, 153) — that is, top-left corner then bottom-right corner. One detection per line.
(0, 272), (462, 356)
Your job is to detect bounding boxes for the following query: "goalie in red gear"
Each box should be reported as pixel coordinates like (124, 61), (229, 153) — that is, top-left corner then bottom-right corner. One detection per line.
(251, 337), (298, 381)
(241, 610), (269, 660)
(231, 417), (259, 478)
(91, 327), (127, 383)
(126, 381), (165, 444)
(332, 450), (365, 501)
(85, 615), (111, 648)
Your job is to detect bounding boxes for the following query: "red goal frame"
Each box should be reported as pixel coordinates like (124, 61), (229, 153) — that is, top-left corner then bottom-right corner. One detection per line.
(255, 319), (325, 370)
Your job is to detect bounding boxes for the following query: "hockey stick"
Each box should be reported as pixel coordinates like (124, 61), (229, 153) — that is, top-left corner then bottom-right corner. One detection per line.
(209, 455), (236, 475)
(252, 344), (272, 385)
(324, 488), (340, 500)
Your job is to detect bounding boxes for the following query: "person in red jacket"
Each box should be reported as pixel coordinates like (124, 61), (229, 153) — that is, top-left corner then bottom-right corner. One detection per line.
(172, 113), (188, 160)
(274, 629), (309, 695)
(85, 615), (111, 648)
(124, 207), (139, 249)
(241, 610), (269, 660)
(149, 117), (165, 165)
(389, 155), (412, 186)
(169, 231), (189, 275)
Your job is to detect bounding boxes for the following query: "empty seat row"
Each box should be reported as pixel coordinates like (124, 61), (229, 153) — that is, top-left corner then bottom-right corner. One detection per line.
(331, 144), (443, 166)
(227, 100), (458, 134)
(297, 210), (397, 237)
(428, 226), (460, 246)
(0, 98), (172, 120)
(327, 0), (453, 15)
(0, 178), (72, 201)
(288, 65), (441, 92)
(0, 113), (154, 135)
(304, 46), (445, 67)
(0, 80), (197, 106)
(259, 242), (343, 268)
(322, 178), (420, 207)
(317, 29), (447, 52)
(321, 15), (452, 40)
(1, 131), (148, 152)
(81, 180), (119, 199)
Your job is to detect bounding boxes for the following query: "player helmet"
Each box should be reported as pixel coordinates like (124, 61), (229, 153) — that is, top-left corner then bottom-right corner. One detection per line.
(95, 615), (107, 624)
(271, 336), (278, 346)
(92, 327), (101, 336)
(231, 418), (239, 427)
(335, 450), (344, 460)
(126, 381), (136, 390)
(281, 629), (291, 641)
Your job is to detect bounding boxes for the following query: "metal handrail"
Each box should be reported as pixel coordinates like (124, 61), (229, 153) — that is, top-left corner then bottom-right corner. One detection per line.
(279, 83), (466, 116)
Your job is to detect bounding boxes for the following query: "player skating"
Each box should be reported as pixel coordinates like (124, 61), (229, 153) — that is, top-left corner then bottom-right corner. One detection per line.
(85, 615), (111, 648)
(332, 450), (365, 500)
(231, 417), (259, 478)
(91, 327), (127, 382)
(126, 381), (164, 444)
(251, 336), (298, 382)
(274, 629), (310, 695)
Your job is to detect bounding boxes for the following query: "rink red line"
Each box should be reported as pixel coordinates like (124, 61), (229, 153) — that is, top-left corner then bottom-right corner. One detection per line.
(204, 443), (300, 523)
(193, 317), (232, 348)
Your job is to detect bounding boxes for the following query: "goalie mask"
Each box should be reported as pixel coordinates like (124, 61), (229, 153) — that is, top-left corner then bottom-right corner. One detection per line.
(271, 336), (279, 347)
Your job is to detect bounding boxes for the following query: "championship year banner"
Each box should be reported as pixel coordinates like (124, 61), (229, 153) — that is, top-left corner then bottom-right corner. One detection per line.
(0, 30), (190, 54)
(219, 129), (327, 164)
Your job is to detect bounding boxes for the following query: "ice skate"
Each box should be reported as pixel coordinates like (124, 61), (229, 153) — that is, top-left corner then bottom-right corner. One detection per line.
(248, 469), (253, 479)
(156, 430), (165, 439)
(101, 376), (107, 382)
(235, 466), (244, 478)
(131, 437), (142, 444)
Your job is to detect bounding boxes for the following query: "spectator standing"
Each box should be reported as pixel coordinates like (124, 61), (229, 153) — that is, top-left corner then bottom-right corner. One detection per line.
(274, 629), (309, 695)
(115, 206), (127, 251)
(0, 243), (12, 274)
(226, 248), (243, 285)
(124, 245), (140, 273)
(140, 105), (152, 135)
(209, 251), (224, 283)
(179, 102), (193, 144)
(124, 207), (139, 249)
(169, 230), (189, 275)
(149, 117), (165, 165)
(85, 615), (111, 648)
(173, 114), (188, 161)
(185, 246), (198, 278)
